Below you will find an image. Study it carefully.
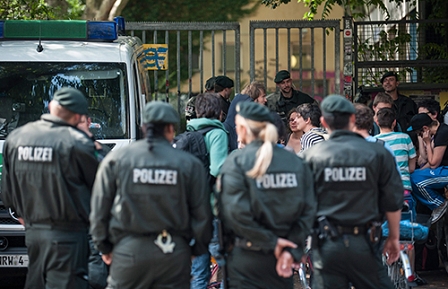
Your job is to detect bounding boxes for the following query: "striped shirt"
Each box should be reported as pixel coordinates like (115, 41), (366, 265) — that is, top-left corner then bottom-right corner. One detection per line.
(298, 127), (327, 155)
(376, 132), (416, 190)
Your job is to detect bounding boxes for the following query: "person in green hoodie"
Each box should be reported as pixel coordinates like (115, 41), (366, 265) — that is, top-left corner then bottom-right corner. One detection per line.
(189, 92), (229, 289)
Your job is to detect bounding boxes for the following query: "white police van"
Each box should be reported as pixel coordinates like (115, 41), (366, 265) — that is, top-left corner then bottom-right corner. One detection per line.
(0, 18), (150, 285)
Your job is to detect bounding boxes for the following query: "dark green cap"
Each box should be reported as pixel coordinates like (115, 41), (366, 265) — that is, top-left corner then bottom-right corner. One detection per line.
(380, 71), (398, 83)
(274, 70), (291, 83)
(205, 77), (216, 91)
(143, 101), (179, 124)
(53, 87), (88, 115)
(215, 76), (234, 88)
(321, 94), (356, 114)
(237, 102), (273, 123)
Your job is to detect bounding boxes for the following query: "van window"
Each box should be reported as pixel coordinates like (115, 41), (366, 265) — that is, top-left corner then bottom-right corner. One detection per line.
(0, 62), (129, 140)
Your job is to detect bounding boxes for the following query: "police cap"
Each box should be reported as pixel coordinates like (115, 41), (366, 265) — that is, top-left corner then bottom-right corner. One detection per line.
(274, 70), (291, 83)
(237, 102), (273, 123)
(205, 77), (216, 91)
(143, 101), (179, 124)
(407, 113), (433, 132)
(53, 87), (88, 115)
(380, 71), (399, 84)
(321, 94), (356, 115)
(215, 76), (234, 88)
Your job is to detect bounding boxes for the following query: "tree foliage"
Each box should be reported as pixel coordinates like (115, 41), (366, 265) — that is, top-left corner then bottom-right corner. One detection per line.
(261, 0), (416, 20)
(0, 0), (54, 19)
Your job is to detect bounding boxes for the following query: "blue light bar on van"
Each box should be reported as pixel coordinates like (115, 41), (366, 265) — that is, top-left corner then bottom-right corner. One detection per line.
(0, 20), (118, 41)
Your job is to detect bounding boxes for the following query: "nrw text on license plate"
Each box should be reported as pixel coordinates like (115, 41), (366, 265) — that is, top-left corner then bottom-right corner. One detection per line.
(0, 255), (28, 267)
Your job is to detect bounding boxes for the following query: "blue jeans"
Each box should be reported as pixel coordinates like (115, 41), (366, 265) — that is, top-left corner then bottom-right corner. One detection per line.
(191, 252), (211, 289)
(191, 218), (223, 289)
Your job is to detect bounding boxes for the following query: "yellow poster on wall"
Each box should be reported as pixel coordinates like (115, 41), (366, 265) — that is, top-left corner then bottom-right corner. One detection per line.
(439, 91), (448, 109)
(140, 44), (168, 70)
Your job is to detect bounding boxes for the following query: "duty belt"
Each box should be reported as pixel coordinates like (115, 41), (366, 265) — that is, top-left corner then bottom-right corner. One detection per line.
(336, 225), (367, 235)
(234, 237), (262, 251)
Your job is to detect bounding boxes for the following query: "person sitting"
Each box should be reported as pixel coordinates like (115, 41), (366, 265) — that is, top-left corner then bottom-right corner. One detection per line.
(409, 113), (448, 224)
(416, 99), (442, 168)
(295, 103), (327, 155)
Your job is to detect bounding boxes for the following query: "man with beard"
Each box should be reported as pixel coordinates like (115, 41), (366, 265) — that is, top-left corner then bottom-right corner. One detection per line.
(267, 70), (315, 125)
(381, 71), (417, 131)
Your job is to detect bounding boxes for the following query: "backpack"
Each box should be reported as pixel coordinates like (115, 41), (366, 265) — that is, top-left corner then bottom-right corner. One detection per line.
(172, 126), (216, 189)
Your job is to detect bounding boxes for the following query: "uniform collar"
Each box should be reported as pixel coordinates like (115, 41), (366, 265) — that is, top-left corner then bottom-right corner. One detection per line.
(41, 114), (75, 127)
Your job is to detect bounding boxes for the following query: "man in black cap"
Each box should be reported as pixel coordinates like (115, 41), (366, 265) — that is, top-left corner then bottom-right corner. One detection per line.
(1, 87), (99, 289)
(266, 70), (315, 124)
(214, 75), (234, 121)
(90, 101), (212, 289)
(302, 94), (403, 289)
(408, 113), (448, 224)
(381, 71), (417, 130)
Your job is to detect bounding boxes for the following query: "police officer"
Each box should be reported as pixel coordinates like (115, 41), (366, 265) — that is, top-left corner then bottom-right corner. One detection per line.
(89, 101), (212, 289)
(217, 102), (316, 288)
(266, 70), (315, 124)
(302, 95), (403, 289)
(214, 75), (234, 121)
(1, 87), (99, 289)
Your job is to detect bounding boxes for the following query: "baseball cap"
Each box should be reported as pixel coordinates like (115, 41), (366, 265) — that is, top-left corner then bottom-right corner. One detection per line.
(237, 101), (273, 123)
(143, 101), (179, 124)
(214, 76), (234, 89)
(274, 70), (291, 83)
(53, 87), (88, 115)
(407, 113), (433, 132)
(381, 71), (398, 84)
(321, 94), (356, 114)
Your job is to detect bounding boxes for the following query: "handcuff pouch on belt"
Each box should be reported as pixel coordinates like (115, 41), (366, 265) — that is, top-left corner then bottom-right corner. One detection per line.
(154, 230), (176, 254)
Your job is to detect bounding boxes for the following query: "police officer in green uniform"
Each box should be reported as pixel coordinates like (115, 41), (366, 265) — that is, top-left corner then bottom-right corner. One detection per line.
(302, 95), (403, 289)
(89, 101), (212, 289)
(266, 70), (316, 123)
(217, 102), (316, 288)
(1, 87), (99, 289)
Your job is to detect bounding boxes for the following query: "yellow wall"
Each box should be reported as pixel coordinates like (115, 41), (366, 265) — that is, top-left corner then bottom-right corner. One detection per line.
(181, 2), (344, 95)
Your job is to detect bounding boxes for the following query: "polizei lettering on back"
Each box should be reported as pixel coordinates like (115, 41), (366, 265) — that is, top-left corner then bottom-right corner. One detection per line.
(324, 167), (366, 182)
(256, 173), (298, 189)
(17, 146), (53, 162)
(133, 169), (178, 185)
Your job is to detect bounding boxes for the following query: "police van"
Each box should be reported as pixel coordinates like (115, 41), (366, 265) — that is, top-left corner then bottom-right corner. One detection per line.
(0, 18), (150, 285)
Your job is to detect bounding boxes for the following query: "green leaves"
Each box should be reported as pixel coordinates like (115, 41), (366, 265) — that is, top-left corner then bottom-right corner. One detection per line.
(0, 0), (54, 20)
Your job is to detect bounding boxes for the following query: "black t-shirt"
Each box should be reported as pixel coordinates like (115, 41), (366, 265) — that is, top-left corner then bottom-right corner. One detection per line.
(434, 123), (448, 166)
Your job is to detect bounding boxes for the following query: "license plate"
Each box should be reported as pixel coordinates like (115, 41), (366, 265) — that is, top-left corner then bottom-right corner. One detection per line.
(0, 254), (29, 267)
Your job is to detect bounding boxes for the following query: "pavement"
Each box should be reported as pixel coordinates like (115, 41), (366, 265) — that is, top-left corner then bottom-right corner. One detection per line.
(415, 268), (448, 288)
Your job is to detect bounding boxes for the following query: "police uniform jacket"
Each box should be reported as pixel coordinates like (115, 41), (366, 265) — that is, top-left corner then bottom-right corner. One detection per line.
(266, 89), (315, 121)
(89, 137), (213, 256)
(1, 114), (98, 227)
(218, 141), (316, 261)
(302, 130), (404, 226)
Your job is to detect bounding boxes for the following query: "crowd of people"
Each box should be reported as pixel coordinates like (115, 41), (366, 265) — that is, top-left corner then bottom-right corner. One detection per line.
(0, 69), (446, 289)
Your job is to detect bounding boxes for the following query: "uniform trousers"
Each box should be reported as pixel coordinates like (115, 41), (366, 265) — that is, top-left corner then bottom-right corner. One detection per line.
(106, 234), (191, 289)
(25, 225), (89, 289)
(226, 246), (293, 289)
(312, 234), (393, 289)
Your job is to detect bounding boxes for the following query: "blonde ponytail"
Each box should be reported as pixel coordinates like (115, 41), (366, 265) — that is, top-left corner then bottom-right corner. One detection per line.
(246, 121), (278, 179)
